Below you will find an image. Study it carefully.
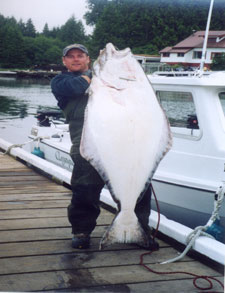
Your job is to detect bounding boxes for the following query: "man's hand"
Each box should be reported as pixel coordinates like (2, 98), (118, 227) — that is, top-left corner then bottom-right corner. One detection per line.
(82, 70), (92, 78)
(82, 69), (92, 84)
(82, 75), (91, 84)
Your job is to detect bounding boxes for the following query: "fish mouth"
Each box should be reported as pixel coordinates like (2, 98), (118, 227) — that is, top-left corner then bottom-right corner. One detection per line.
(105, 43), (131, 59)
(93, 43), (132, 75)
(92, 43), (136, 88)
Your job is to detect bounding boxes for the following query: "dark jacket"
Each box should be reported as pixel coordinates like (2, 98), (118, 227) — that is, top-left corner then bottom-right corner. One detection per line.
(51, 71), (90, 122)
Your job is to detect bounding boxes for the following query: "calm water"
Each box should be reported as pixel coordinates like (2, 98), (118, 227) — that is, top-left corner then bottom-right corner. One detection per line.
(0, 77), (58, 144)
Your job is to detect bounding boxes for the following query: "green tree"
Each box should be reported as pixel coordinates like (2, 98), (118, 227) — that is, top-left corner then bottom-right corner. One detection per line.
(33, 36), (53, 65)
(32, 36), (64, 66)
(211, 53), (225, 71)
(24, 18), (36, 37)
(18, 19), (26, 35)
(0, 14), (7, 27)
(23, 37), (36, 67)
(58, 15), (87, 44)
(84, 0), (109, 26)
(5, 16), (17, 27)
(48, 27), (61, 39)
(44, 46), (62, 64)
(42, 23), (50, 37)
(0, 24), (26, 68)
(89, 0), (159, 57)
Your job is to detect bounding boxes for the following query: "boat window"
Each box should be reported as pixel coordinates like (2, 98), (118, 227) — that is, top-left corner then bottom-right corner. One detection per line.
(219, 92), (225, 115)
(156, 91), (200, 138)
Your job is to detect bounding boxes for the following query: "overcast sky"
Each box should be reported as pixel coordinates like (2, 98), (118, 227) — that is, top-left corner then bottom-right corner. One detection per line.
(0, 0), (93, 34)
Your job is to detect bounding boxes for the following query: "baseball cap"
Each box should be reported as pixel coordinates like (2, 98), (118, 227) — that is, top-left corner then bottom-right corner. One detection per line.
(63, 44), (89, 56)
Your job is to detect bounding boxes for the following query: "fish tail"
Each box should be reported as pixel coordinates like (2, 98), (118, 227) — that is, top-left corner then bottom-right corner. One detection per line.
(99, 211), (148, 249)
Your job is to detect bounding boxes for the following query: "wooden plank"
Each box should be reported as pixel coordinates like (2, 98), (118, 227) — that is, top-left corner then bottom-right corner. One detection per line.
(0, 217), (70, 230)
(0, 170), (38, 176)
(0, 192), (72, 201)
(0, 159), (26, 166)
(0, 238), (168, 258)
(0, 185), (69, 193)
(0, 227), (167, 250)
(0, 158), (26, 164)
(0, 199), (70, 210)
(0, 247), (192, 275)
(0, 212), (114, 230)
(0, 239), (89, 258)
(0, 226), (107, 243)
(0, 262), (222, 292)
(0, 206), (113, 220)
(0, 179), (58, 186)
(0, 159), (28, 169)
(66, 277), (225, 293)
(0, 175), (50, 182)
(0, 208), (66, 219)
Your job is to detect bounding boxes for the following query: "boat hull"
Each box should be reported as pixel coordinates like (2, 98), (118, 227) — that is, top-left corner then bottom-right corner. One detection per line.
(34, 140), (73, 172)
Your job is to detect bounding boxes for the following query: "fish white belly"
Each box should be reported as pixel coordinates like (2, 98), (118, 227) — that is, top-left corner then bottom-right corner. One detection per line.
(82, 80), (167, 204)
(80, 43), (172, 248)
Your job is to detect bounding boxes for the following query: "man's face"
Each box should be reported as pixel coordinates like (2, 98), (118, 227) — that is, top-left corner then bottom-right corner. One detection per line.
(62, 49), (90, 72)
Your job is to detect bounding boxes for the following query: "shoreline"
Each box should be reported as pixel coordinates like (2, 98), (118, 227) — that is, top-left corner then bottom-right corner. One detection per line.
(0, 70), (60, 79)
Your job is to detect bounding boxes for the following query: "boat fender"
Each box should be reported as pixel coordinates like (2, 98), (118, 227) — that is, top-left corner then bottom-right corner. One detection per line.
(205, 193), (224, 242)
(31, 146), (45, 159)
(205, 218), (224, 242)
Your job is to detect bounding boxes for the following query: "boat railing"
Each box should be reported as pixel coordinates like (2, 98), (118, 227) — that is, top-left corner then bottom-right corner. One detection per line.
(150, 70), (211, 77)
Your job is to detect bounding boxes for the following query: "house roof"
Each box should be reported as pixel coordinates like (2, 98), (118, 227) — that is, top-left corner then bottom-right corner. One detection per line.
(134, 54), (160, 58)
(160, 47), (190, 54)
(160, 31), (225, 53)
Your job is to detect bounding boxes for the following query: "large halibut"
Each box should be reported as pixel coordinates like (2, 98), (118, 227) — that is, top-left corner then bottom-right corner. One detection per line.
(80, 43), (172, 248)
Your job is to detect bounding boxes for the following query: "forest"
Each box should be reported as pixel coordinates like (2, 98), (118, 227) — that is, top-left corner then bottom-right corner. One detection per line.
(1, 0), (225, 69)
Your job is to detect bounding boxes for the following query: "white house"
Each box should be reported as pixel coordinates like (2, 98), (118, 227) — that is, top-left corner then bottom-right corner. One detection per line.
(160, 31), (225, 69)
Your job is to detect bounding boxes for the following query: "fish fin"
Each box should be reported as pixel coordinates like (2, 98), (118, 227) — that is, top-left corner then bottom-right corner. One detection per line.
(99, 211), (148, 249)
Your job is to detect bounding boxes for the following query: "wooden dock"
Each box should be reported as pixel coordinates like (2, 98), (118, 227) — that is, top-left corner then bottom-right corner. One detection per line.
(0, 153), (224, 292)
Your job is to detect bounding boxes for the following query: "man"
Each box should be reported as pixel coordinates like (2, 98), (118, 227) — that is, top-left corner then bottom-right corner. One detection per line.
(51, 44), (158, 250)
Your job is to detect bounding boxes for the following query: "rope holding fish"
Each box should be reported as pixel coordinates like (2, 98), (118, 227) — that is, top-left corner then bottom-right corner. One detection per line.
(161, 184), (225, 265)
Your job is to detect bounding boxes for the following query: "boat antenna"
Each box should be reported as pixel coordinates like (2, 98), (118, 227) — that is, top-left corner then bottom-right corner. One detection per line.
(199, 0), (214, 72)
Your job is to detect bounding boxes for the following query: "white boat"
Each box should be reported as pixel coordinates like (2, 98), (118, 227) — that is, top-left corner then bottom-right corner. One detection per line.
(149, 70), (225, 234)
